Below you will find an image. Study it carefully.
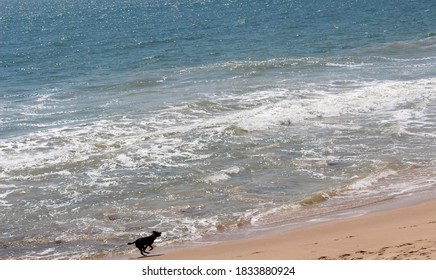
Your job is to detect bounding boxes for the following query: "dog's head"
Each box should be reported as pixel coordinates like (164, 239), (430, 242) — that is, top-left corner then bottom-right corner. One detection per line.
(151, 231), (162, 237)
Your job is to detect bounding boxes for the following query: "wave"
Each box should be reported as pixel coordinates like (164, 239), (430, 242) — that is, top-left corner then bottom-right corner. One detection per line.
(381, 36), (436, 51)
(176, 56), (376, 78)
(360, 36), (436, 58)
(2, 76), (435, 181)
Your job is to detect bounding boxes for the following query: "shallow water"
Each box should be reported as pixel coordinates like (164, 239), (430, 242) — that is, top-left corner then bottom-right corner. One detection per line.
(1, 0), (435, 259)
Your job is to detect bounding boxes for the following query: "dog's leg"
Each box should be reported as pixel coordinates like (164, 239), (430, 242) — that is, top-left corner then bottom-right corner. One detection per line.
(142, 246), (150, 254)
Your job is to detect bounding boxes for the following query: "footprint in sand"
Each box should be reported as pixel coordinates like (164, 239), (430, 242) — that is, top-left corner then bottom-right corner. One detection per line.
(338, 253), (351, 259)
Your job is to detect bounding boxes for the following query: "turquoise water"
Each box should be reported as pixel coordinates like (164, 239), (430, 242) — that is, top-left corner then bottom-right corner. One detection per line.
(0, 0), (435, 259)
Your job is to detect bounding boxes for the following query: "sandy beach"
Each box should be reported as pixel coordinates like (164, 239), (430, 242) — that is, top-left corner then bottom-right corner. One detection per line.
(130, 198), (436, 260)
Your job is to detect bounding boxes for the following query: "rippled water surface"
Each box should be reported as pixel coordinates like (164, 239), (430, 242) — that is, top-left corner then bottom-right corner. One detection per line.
(1, 0), (435, 259)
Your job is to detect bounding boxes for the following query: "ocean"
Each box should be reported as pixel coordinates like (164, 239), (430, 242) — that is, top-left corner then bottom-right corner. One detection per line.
(0, 0), (435, 259)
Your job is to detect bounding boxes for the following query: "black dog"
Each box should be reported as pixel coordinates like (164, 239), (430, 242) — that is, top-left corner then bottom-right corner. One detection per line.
(128, 231), (161, 256)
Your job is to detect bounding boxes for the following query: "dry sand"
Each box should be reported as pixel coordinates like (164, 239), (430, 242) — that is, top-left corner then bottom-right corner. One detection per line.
(135, 199), (436, 260)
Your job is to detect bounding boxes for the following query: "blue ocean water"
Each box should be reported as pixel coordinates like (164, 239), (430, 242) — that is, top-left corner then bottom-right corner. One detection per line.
(0, 0), (435, 259)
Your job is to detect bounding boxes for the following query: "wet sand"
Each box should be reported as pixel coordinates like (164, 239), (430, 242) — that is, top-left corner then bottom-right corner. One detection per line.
(133, 199), (436, 260)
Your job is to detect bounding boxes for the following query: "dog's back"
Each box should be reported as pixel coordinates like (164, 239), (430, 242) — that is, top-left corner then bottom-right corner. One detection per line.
(129, 236), (153, 246)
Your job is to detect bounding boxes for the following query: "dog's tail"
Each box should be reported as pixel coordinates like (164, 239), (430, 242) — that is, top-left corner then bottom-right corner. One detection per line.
(127, 241), (135, 245)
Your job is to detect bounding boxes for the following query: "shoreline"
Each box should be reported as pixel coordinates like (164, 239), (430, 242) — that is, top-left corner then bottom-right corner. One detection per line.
(118, 193), (436, 260)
